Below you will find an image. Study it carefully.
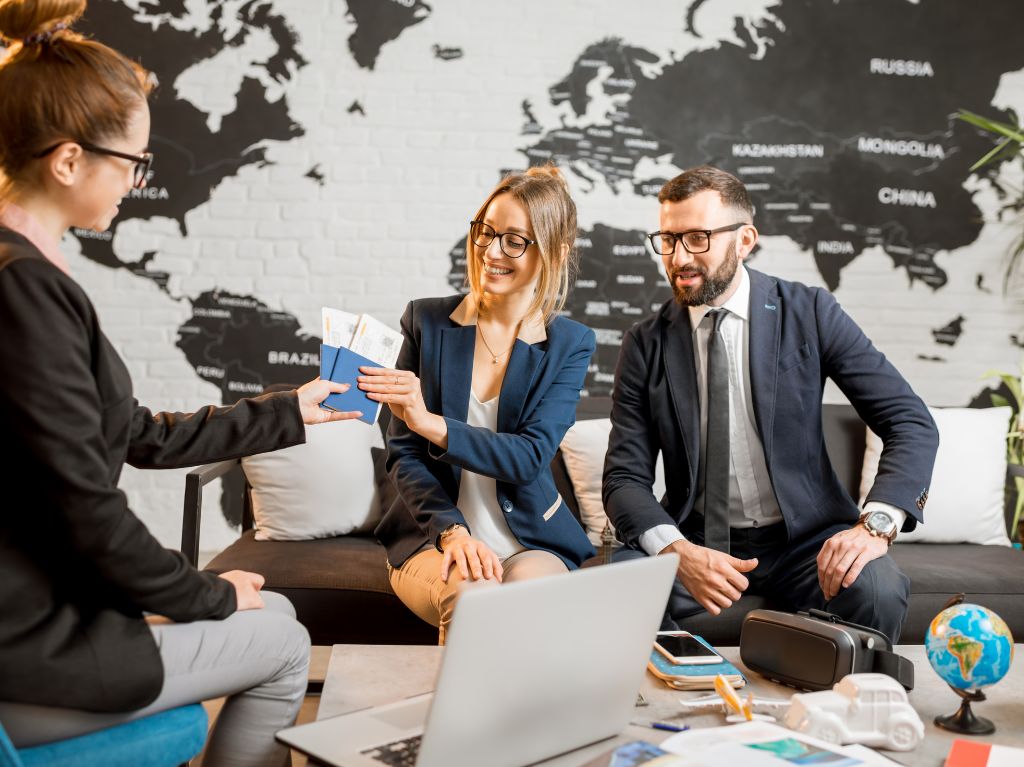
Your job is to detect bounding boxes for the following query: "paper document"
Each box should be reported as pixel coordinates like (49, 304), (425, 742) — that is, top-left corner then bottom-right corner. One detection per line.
(349, 313), (403, 368)
(319, 307), (405, 425)
(660, 721), (896, 766)
(321, 307), (358, 349)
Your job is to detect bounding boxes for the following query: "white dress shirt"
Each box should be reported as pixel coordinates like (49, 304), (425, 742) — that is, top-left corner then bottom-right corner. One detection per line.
(639, 266), (905, 556)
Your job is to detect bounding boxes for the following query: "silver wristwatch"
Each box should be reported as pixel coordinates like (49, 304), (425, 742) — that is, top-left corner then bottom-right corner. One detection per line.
(860, 510), (897, 545)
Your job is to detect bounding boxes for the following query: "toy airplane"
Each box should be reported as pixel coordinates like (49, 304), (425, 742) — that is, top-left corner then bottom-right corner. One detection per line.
(678, 675), (792, 722)
(715, 672), (752, 720)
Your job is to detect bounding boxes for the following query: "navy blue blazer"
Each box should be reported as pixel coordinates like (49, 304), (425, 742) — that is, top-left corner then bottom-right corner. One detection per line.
(603, 268), (938, 547)
(376, 295), (597, 569)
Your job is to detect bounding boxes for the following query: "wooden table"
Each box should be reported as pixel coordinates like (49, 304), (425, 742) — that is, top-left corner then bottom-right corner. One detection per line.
(318, 644), (1023, 766)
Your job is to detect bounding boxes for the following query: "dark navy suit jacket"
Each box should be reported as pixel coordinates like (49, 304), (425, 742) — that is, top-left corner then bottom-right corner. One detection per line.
(376, 295), (597, 569)
(603, 267), (938, 547)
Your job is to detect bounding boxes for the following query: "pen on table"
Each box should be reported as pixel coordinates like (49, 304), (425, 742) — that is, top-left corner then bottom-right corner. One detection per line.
(631, 721), (690, 732)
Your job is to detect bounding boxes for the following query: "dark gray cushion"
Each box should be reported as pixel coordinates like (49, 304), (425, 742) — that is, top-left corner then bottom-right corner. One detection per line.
(892, 543), (1024, 596)
(893, 543), (1024, 643)
(206, 530), (392, 592)
(205, 530), (436, 645)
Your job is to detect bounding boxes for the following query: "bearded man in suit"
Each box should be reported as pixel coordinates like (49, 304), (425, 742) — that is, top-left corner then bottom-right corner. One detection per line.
(603, 166), (938, 642)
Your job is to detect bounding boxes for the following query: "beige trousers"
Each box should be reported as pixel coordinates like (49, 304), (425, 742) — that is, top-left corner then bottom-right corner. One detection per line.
(389, 546), (568, 644)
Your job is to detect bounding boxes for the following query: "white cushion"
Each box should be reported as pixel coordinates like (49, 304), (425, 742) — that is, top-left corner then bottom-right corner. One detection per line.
(560, 418), (666, 546)
(858, 406), (1011, 546)
(241, 420), (385, 541)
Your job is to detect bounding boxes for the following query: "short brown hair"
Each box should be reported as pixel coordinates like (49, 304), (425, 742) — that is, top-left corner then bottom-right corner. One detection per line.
(466, 165), (578, 324)
(0, 0), (153, 196)
(658, 165), (754, 220)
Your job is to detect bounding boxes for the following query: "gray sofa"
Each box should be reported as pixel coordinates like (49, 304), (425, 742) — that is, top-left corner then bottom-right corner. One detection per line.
(182, 398), (1024, 646)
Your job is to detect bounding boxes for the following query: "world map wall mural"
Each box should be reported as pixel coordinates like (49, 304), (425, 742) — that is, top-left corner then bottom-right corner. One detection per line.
(16, 0), (1022, 546)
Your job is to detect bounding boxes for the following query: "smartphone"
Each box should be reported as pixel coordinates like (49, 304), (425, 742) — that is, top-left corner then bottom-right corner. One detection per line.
(654, 631), (723, 665)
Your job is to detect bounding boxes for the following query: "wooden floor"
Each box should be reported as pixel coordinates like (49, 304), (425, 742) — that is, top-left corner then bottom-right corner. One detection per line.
(196, 645), (330, 767)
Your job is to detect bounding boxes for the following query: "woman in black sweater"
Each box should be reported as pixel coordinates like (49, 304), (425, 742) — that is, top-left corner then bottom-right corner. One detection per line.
(0, 1), (360, 764)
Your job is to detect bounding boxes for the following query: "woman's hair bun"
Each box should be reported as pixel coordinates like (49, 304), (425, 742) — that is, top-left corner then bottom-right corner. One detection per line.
(524, 163), (569, 189)
(0, 0), (84, 45)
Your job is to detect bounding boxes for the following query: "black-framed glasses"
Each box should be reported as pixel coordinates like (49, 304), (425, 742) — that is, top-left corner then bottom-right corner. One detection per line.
(648, 221), (749, 256)
(33, 141), (154, 190)
(469, 220), (536, 259)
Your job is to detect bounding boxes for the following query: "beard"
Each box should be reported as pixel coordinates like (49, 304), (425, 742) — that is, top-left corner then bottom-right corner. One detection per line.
(666, 239), (740, 306)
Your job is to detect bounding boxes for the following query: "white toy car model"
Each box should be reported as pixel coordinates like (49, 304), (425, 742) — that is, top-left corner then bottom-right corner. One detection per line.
(783, 673), (924, 751)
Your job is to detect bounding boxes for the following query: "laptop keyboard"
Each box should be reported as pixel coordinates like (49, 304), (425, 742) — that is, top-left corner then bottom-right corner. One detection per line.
(361, 735), (422, 767)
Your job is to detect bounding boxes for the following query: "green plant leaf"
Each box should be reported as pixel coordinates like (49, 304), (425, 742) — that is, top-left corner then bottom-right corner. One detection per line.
(1012, 477), (1024, 543)
(1009, 380), (1024, 409)
(958, 109), (1024, 143)
(969, 137), (1017, 172)
(992, 394), (1011, 408)
(982, 370), (1023, 406)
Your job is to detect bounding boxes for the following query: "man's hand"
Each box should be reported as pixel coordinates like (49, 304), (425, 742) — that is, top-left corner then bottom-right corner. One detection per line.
(662, 540), (758, 615)
(816, 524), (889, 600)
(219, 569), (265, 610)
(439, 530), (504, 584)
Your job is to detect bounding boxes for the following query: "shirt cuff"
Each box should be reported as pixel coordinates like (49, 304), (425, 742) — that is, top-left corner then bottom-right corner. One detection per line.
(860, 501), (907, 531)
(639, 525), (686, 557)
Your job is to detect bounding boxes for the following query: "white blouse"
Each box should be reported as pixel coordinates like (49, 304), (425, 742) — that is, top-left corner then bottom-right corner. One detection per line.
(455, 390), (526, 561)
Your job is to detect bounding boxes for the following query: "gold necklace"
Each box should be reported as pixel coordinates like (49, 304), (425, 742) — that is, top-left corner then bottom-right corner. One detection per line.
(477, 319), (522, 365)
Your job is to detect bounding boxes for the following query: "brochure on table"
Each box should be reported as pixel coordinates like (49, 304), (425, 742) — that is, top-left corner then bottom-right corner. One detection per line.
(319, 307), (403, 425)
(657, 721), (901, 766)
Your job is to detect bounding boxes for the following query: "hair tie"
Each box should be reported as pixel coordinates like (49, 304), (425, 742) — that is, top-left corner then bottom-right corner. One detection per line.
(23, 21), (69, 46)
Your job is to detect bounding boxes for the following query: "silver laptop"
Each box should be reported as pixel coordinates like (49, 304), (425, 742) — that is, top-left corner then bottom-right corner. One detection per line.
(276, 553), (678, 767)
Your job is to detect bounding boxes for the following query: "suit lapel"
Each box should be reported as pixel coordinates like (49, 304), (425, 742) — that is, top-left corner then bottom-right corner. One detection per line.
(439, 325), (475, 423)
(498, 340), (545, 433)
(662, 304), (700, 487)
(747, 269), (781, 462)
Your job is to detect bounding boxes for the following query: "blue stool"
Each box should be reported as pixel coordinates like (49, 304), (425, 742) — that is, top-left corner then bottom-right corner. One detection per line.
(0, 704), (207, 767)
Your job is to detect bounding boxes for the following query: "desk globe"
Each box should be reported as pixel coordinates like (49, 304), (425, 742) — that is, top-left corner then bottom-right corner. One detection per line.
(925, 603), (1014, 734)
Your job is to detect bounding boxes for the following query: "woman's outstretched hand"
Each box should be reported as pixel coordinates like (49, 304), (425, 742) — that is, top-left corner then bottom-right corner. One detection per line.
(296, 378), (363, 424)
(357, 367), (448, 447)
(356, 367), (427, 425)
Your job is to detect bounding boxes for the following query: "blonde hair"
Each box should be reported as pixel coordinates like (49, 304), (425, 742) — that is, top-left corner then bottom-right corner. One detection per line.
(0, 0), (152, 198)
(466, 165), (578, 325)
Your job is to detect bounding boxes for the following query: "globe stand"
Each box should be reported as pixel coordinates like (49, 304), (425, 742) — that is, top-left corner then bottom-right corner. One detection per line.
(934, 687), (995, 735)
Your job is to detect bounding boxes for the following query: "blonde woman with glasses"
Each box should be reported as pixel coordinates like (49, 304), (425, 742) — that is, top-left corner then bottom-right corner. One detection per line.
(360, 167), (596, 643)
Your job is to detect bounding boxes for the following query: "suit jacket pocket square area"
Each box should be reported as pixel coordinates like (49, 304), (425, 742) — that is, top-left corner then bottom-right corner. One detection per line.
(320, 343), (380, 425)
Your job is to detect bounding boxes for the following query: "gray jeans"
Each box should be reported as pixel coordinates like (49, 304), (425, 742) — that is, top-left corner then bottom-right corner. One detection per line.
(0, 591), (310, 767)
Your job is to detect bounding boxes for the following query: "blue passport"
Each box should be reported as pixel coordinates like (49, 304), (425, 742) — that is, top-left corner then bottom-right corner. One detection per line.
(319, 343), (380, 425)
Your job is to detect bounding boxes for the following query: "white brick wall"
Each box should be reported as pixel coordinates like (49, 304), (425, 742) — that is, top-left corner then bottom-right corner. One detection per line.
(62, 0), (1024, 555)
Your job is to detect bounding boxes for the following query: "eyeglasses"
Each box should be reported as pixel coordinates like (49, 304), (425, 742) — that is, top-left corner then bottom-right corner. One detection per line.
(33, 141), (154, 190)
(469, 220), (535, 259)
(647, 222), (749, 256)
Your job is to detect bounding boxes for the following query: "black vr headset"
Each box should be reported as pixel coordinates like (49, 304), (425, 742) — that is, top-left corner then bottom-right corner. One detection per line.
(739, 609), (915, 692)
